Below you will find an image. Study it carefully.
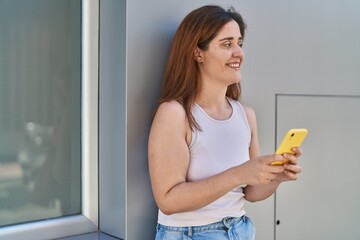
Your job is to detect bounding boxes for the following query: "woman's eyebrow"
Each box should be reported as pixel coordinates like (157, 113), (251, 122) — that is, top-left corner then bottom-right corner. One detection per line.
(219, 36), (243, 42)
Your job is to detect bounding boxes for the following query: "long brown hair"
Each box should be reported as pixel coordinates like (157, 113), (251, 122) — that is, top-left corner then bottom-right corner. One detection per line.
(159, 5), (246, 130)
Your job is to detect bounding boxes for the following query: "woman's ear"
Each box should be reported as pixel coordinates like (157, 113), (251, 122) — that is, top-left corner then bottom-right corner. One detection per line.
(193, 47), (203, 63)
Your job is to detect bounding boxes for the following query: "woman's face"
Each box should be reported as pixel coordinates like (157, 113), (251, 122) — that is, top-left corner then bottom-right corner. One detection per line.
(198, 20), (244, 87)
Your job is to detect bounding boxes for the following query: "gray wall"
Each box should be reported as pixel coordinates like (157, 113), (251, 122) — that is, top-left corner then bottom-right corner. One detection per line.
(101, 0), (360, 239)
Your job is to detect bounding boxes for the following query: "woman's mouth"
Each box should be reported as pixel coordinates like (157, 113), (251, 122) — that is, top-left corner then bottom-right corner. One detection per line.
(227, 62), (240, 69)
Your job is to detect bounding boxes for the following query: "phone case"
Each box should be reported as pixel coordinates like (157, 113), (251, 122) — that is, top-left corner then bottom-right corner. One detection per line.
(271, 128), (308, 166)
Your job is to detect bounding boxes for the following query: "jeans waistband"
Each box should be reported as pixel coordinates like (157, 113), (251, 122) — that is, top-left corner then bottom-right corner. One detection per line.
(157, 215), (247, 236)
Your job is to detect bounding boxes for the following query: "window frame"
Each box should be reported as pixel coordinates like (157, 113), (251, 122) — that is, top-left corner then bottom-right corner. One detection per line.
(0, 0), (100, 239)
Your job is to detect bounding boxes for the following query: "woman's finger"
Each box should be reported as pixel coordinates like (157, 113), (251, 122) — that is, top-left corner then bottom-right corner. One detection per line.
(284, 164), (302, 174)
(283, 153), (297, 164)
(292, 147), (303, 157)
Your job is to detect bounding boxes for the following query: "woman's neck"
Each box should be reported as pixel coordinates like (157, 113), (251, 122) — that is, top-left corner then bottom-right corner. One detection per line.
(195, 82), (233, 122)
(195, 80), (229, 109)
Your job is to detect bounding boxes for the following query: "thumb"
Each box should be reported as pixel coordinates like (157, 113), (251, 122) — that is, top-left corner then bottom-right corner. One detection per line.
(266, 154), (284, 164)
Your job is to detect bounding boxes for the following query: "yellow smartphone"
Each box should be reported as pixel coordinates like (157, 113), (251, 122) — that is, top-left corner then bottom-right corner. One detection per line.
(271, 128), (308, 166)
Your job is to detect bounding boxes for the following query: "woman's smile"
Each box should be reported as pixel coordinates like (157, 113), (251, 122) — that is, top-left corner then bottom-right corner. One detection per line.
(226, 62), (241, 70)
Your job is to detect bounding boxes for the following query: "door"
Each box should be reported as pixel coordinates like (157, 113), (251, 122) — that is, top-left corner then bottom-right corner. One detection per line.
(275, 94), (360, 240)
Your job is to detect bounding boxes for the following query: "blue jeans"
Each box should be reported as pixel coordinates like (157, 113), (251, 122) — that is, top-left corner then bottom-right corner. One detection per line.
(155, 215), (255, 240)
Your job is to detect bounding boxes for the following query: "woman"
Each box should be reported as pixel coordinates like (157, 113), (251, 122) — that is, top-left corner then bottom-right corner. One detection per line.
(148, 5), (302, 240)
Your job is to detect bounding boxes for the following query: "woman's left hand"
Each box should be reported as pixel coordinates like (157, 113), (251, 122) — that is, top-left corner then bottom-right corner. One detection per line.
(275, 147), (303, 182)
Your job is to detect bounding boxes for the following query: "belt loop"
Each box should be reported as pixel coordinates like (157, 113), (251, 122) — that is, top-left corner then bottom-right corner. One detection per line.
(188, 226), (192, 237)
(223, 217), (229, 229)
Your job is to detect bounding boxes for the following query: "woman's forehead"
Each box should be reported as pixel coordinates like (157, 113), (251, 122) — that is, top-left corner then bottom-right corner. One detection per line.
(215, 20), (242, 40)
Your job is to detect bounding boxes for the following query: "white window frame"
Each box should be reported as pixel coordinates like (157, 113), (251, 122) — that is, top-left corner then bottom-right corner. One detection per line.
(0, 1), (100, 239)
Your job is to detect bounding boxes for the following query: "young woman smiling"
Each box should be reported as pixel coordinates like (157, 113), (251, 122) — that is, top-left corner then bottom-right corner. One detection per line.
(148, 5), (303, 240)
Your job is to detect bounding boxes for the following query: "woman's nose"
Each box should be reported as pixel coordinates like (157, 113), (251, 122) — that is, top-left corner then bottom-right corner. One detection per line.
(233, 45), (244, 58)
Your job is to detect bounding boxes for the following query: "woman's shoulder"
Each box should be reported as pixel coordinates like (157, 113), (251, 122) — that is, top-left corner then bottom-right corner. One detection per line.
(230, 99), (257, 127)
(151, 100), (190, 143)
(241, 103), (256, 118)
(154, 100), (187, 127)
(229, 99), (256, 117)
(156, 100), (186, 117)
(239, 102), (257, 131)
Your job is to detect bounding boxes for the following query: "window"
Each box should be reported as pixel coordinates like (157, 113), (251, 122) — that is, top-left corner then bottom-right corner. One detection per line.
(0, 0), (82, 227)
(0, 0), (118, 239)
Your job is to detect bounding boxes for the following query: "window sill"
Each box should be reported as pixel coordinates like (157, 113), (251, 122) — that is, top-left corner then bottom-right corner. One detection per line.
(58, 232), (121, 240)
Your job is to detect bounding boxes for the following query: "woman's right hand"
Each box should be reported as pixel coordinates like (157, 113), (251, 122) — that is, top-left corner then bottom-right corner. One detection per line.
(240, 154), (285, 185)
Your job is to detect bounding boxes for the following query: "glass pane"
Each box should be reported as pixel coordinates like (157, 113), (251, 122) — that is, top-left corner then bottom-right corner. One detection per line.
(0, 0), (81, 226)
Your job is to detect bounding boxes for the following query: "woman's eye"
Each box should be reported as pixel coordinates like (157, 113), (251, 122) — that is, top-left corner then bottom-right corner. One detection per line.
(223, 41), (243, 48)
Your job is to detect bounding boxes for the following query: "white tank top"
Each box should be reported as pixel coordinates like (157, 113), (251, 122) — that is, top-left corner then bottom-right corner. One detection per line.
(158, 99), (251, 227)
